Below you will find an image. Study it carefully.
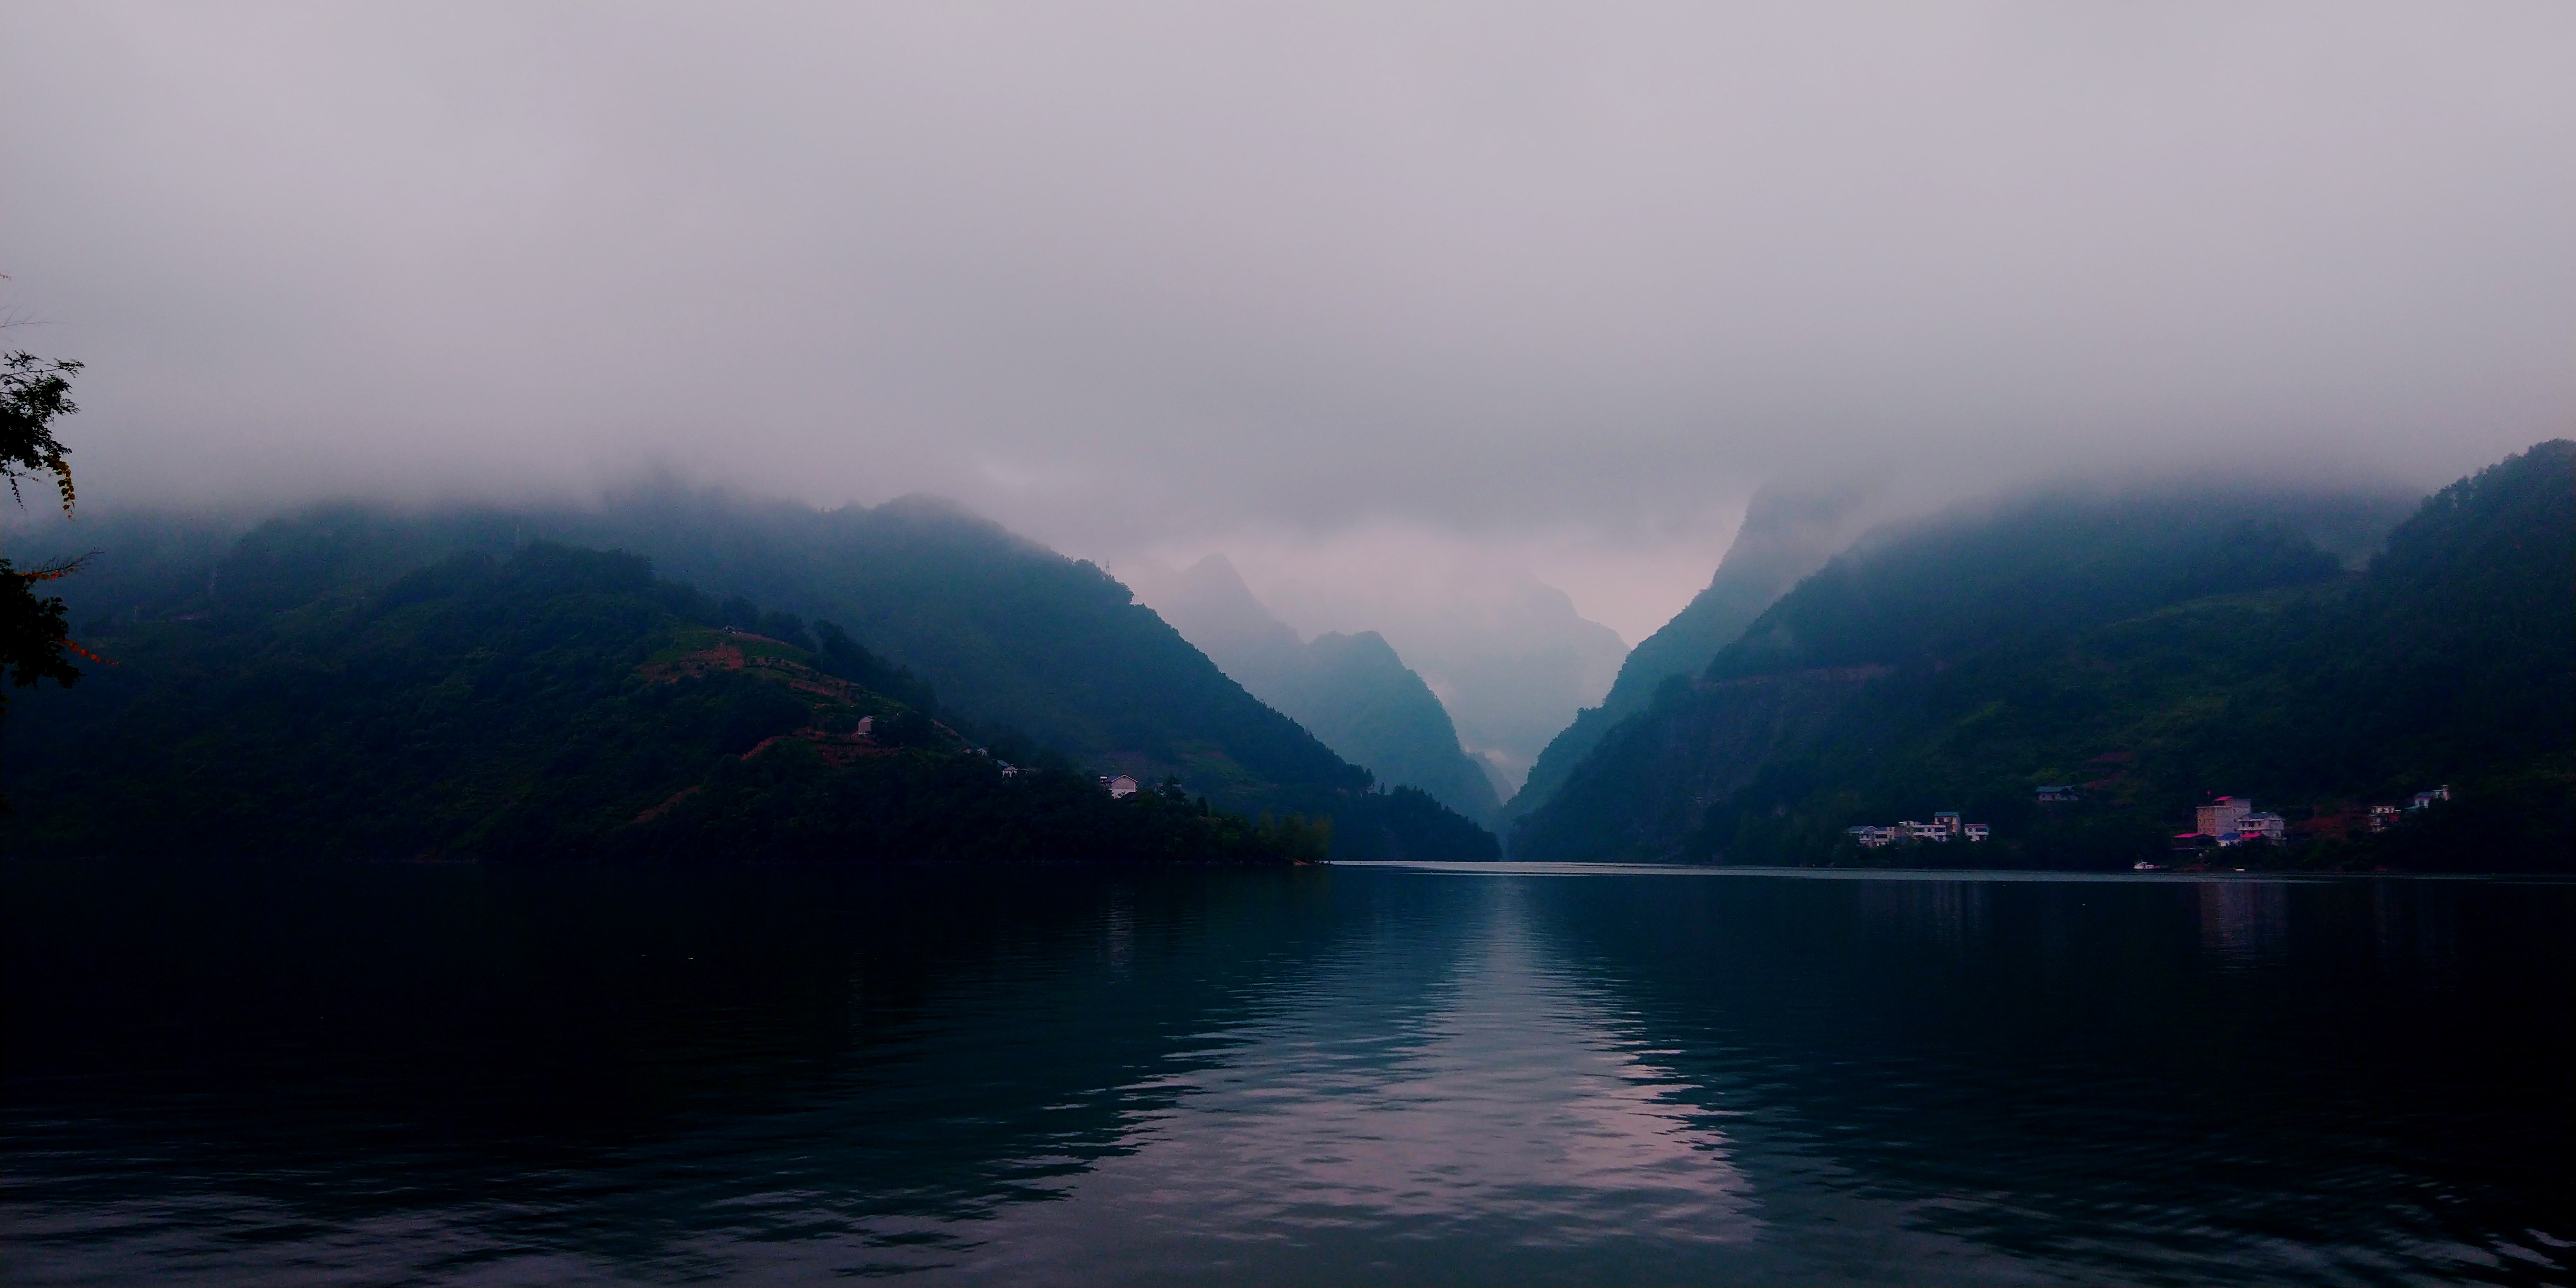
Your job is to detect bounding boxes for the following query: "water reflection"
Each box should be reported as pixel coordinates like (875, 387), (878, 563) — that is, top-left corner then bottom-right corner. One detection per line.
(2198, 880), (2290, 968)
(4, 862), (2568, 1286)
(3, 863), (1361, 1283)
(1856, 877), (1991, 956)
(2372, 879), (2460, 986)
(945, 879), (1757, 1284)
(1525, 869), (2575, 1285)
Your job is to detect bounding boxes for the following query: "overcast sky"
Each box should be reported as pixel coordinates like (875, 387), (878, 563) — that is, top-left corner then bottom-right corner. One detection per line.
(4, 1), (2570, 640)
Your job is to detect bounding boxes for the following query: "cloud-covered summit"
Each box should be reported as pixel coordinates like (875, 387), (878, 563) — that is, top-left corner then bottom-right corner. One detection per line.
(4, 0), (2568, 635)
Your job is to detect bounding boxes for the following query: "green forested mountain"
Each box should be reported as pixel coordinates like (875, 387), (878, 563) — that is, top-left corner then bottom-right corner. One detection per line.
(1503, 484), (1875, 826)
(5, 493), (1499, 862)
(1510, 444), (2571, 872)
(575, 488), (1373, 815)
(5, 542), (1329, 862)
(1141, 553), (1499, 823)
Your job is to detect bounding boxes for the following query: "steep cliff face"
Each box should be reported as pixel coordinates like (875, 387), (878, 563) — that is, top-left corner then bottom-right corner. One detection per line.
(1507, 667), (1886, 863)
(1504, 484), (1876, 825)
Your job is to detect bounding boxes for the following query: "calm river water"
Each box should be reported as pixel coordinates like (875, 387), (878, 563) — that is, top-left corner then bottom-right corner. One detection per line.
(4, 860), (2569, 1285)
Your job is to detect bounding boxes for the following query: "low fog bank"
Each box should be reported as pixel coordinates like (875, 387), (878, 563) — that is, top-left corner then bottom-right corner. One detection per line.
(6, 456), (2441, 800)
(3, 0), (2567, 637)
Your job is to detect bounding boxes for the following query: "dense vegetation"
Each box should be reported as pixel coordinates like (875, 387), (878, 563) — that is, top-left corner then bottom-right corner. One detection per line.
(8, 490), (1502, 859)
(1512, 443), (2573, 873)
(1503, 482), (2409, 827)
(1, 350), (90, 743)
(2, 542), (1344, 864)
(28, 498), (1270, 808)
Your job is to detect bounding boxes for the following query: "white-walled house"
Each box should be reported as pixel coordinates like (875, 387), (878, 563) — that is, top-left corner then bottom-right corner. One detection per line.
(1851, 813), (1992, 848)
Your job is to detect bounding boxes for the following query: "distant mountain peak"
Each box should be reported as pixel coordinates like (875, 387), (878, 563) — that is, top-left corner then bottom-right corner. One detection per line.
(1145, 553), (1303, 667)
(1130, 558), (1500, 823)
(1171, 553), (1279, 621)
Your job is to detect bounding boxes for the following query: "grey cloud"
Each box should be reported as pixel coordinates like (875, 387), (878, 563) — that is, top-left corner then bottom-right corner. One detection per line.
(3, 0), (2569, 613)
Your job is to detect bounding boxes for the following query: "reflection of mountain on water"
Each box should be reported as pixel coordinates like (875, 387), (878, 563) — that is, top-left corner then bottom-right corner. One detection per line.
(7, 865), (2566, 1285)
(2198, 880), (2289, 968)
(2, 863), (1371, 1282)
(1522, 872), (2575, 1284)
(949, 876), (1758, 1283)
(1858, 877), (1990, 953)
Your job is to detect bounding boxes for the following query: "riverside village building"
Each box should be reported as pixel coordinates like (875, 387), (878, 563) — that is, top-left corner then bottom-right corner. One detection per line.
(2186, 796), (2286, 846)
(1848, 810), (1989, 849)
(2172, 787), (2449, 851)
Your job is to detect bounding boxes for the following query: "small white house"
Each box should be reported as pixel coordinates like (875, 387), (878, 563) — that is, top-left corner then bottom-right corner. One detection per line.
(1854, 817), (1989, 847)
(1103, 774), (1140, 799)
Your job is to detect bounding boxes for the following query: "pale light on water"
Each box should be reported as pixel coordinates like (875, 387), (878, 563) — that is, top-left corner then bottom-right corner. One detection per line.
(4, 861), (2568, 1284)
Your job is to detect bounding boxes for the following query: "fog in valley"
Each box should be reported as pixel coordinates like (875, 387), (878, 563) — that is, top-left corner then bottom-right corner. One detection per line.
(5, 1), (2571, 782)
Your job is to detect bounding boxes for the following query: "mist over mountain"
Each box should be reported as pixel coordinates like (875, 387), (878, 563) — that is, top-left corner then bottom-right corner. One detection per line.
(1508, 444), (2564, 870)
(7, 3), (2565, 578)
(2, 2), (2567, 871)
(5, 2), (2568, 747)
(1132, 555), (1499, 823)
(4, 8), (2573, 1280)
(1228, 566), (1626, 797)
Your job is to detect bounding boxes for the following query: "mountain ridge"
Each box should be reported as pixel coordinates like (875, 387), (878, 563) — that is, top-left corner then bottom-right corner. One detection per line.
(1508, 445), (2567, 871)
(6, 490), (1500, 861)
(1134, 553), (1501, 823)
